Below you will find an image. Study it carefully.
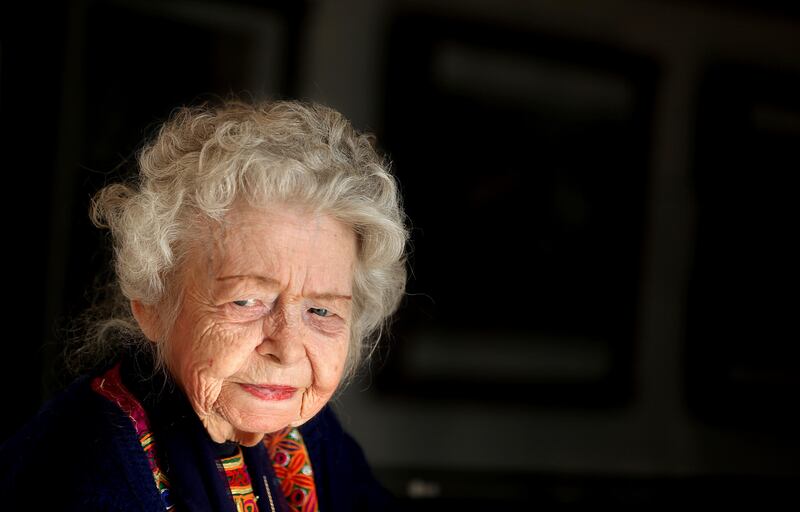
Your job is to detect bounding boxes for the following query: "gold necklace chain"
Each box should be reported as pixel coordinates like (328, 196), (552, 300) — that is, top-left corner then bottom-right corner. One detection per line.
(262, 475), (277, 512)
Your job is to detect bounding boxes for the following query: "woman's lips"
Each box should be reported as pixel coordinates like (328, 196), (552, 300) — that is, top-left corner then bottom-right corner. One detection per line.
(240, 383), (297, 401)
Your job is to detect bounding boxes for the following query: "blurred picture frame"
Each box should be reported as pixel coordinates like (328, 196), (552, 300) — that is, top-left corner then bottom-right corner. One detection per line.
(377, 14), (659, 407)
(686, 61), (800, 430)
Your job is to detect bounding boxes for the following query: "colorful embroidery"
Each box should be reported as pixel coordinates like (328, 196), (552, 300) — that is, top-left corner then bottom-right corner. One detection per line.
(220, 447), (260, 512)
(263, 427), (319, 512)
(92, 364), (174, 510)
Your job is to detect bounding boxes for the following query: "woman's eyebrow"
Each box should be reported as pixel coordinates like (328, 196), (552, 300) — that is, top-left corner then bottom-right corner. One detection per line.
(309, 292), (352, 302)
(217, 275), (351, 301)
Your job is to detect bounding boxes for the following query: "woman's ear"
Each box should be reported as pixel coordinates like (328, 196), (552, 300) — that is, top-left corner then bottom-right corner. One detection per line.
(130, 300), (161, 343)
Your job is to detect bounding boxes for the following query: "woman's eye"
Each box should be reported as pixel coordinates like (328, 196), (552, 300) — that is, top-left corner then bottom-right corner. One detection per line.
(309, 307), (330, 317)
(232, 299), (258, 308)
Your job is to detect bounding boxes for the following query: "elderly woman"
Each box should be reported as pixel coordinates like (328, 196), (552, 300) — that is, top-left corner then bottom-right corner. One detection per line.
(0, 100), (407, 511)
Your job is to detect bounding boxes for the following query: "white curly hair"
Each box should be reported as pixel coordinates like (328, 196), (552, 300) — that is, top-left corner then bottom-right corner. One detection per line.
(83, 99), (408, 381)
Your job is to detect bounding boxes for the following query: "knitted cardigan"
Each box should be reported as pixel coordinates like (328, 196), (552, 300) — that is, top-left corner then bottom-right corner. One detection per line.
(0, 353), (396, 511)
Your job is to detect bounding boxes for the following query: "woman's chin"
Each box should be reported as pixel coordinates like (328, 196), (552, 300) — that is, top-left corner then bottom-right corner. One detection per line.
(235, 430), (271, 447)
(235, 416), (294, 437)
(205, 389), (300, 443)
(229, 400), (301, 436)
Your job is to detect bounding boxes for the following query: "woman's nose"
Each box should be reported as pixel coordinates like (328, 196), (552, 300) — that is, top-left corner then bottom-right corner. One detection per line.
(255, 304), (304, 365)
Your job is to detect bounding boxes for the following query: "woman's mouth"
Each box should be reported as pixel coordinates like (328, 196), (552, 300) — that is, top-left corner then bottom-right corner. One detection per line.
(240, 383), (297, 401)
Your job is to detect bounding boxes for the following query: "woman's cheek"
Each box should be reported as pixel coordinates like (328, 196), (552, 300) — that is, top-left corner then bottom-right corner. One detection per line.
(194, 322), (258, 378)
(308, 337), (348, 394)
(186, 369), (224, 414)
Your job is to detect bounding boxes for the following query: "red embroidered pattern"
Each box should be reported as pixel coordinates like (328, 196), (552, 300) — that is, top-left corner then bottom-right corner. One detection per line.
(220, 447), (260, 512)
(91, 364), (174, 510)
(263, 428), (319, 512)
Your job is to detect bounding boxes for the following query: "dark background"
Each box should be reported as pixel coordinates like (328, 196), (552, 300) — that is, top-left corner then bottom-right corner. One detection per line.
(2, 0), (799, 508)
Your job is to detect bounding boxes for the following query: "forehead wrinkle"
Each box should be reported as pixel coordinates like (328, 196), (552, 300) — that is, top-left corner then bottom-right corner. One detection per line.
(215, 215), (276, 276)
(212, 203), (355, 299)
(215, 274), (282, 289)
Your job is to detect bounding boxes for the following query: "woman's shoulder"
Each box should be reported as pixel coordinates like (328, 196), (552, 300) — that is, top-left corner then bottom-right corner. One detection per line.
(299, 405), (399, 511)
(2, 375), (102, 457)
(0, 373), (157, 510)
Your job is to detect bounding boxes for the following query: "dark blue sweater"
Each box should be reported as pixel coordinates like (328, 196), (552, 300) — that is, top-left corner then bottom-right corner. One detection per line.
(0, 358), (395, 511)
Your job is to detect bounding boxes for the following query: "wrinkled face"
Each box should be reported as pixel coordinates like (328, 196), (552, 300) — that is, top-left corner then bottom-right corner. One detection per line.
(156, 202), (355, 445)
